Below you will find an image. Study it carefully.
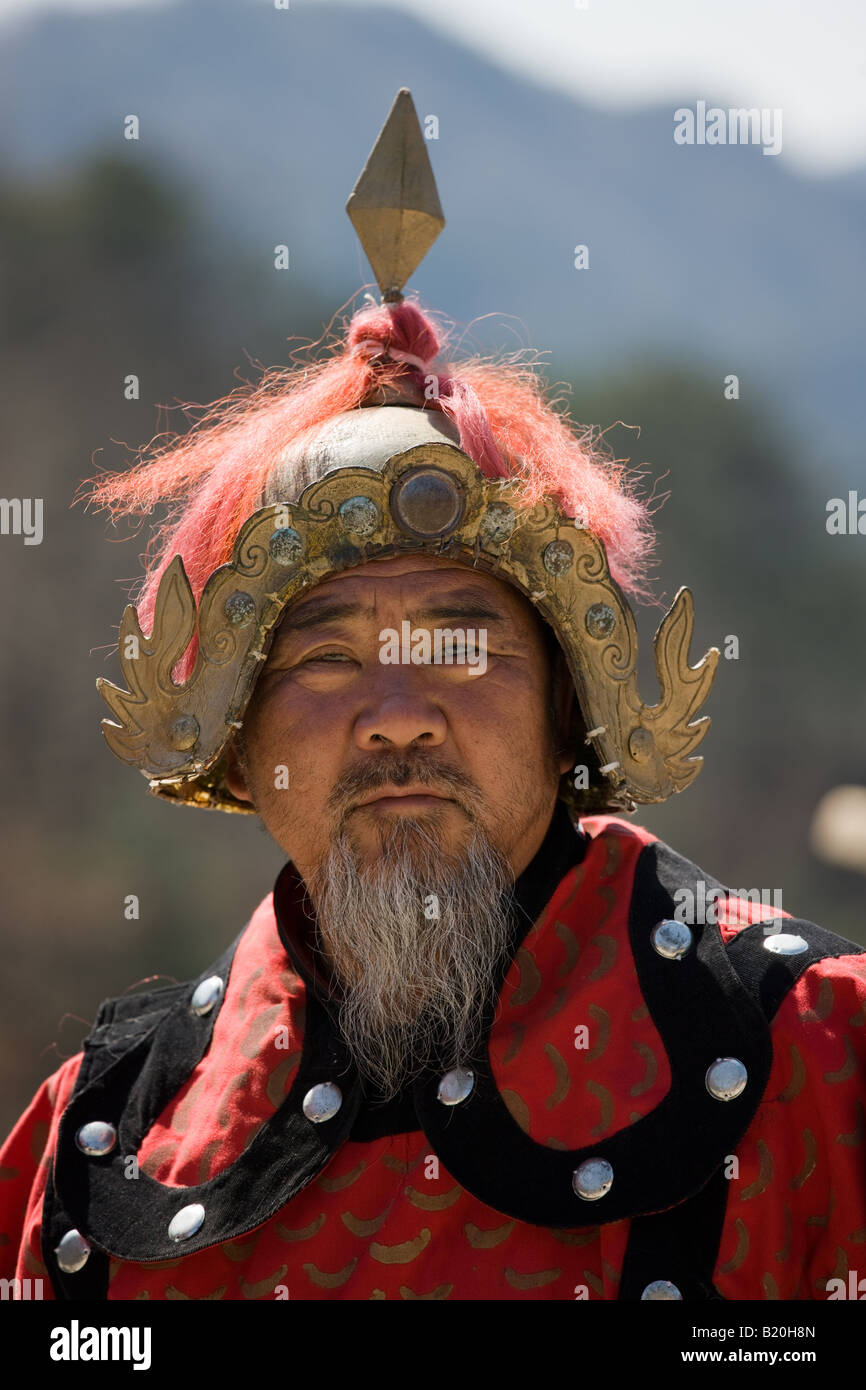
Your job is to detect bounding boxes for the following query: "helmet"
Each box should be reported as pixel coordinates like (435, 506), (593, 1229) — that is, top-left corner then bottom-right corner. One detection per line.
(86, 90), (718, 818)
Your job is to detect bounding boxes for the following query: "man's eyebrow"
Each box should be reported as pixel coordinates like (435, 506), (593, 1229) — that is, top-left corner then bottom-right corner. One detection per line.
(281, 594), (509, 632)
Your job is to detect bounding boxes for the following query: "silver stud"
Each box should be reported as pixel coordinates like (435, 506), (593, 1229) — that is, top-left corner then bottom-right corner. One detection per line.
(190, 976), (224, 1017)
(542, 539), (574, 576)
(651, 919), (694, 961)
(167, 1203), (205, 1243)
(390, 467), (464, 539)
(762, 932), (808, 956)
(572, 1157), (613, 1201)
(75, 1121), (117, 1157)
(339, 496), (380, 537)
(224, 590), (256, 626)
(169, 714), (199, 751)
(436, 1068), (475, 1106)
(479, 502), (516, 545)
(55, 1228), (91, 1274)
(705, 1057), (748, 1102)
(585, 602), (617, 638)
(268, 526), (304, 565)
(302, 1082), (343, 1123)
(642, 1280), (683, 1300)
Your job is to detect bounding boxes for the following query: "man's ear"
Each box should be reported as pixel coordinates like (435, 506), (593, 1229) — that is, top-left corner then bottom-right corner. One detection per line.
(224, 737), (254, 804)
(551, 647), (579, 775)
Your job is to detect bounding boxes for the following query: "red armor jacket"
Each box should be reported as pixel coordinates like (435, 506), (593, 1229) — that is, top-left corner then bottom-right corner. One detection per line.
(2, 804), (865, 1301)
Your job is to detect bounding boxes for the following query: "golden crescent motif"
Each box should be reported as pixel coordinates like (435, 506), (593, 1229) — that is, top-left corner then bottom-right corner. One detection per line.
(241, 1265), (289, 1300)
(504, 1265), (562, 1290)
(837, 1099), (865, 1147)
(221, 1235), (259, 1263)
(404, 1183), (462, 1211)
(778, 1044), (805, 1102)
(544, 1043), (571, 1110)
(775, 1203), (792, 1264)
(741, 1139), (774, 1201)
(266, 1053), (302, 1109)
(585, 1004), (611, 1062)
(240, 1004), (283, 1060)
(501, 1022), (525, 1065)
(511, 947), (542, 1006)
(400, 1283), (454, 1300)
(217, 1071), (253, 1130)
(341, 1204), (393, 1238)
(370, 1228), (432, 1265)
(718, 1217), (749, 1274)
(587, 1079), (614, 1137)
(629, 1041), (658, 1098)
(276, 1213), (327, 1242)
(588, 932), (617, 982)
(303, 1258), (359, 1288)
(554, 919), (580, 975)
(802, 977), (834, 1023)
(825, 1034), (858, 1084)
(550, 1227), (599, 1247)
(464, 1220), (516, 1250)
(790, 1129), (818, 1190)
(501, 1088), (532, 1134)
(318, 1161), (366, 1192)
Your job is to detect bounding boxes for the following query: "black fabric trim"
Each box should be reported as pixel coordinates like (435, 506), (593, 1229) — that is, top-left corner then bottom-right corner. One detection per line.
(726, 918), (864, 1020)
(616, 901), (866, 1300)
(619, 1166), (730, 1300)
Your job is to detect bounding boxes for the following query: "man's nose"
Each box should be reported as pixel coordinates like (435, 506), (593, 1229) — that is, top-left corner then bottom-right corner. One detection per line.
(353, 668), (448, 749)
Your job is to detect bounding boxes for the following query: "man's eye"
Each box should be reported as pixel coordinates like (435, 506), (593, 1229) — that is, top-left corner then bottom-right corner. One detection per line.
(304, 652), (351, 664)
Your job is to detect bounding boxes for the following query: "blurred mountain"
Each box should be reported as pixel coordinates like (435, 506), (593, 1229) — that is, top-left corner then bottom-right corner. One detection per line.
(1, 0), (864, 466)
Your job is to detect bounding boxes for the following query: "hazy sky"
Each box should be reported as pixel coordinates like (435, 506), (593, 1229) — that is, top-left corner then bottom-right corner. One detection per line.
(2, 0), (864, 174)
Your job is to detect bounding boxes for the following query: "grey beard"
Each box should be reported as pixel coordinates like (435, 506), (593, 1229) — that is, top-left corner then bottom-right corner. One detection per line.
(307, 812), (516, 1101)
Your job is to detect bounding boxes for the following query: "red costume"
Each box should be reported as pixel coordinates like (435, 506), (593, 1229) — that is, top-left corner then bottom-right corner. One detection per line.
(3, 810), (864, 1300)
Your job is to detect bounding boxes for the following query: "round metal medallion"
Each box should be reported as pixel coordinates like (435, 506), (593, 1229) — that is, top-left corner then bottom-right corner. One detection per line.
(55, 1229), (91, 1274)
(268, 527), (304, 565)
(762, 933), (808, 956)
(542, 540), (574, 576)
(651, 919), (694, 961)
(642, 1280), (683, 1300)
(436, 1068), (475, 1106)
(190, 975), (224, 1017)
(75, 1121), (117, 1158)
(302, 1082), (343, 1123)
(224, 591), (256, 626)
(339, 496), (380, 537)
(167, 1203), (206, 1243)
(479, 502), (516, 545)
(389, 467), (464, 539)
(585, 603), (616, 639)
(705, 1057), (748, 1102)
(572, 1157), (614, 1201)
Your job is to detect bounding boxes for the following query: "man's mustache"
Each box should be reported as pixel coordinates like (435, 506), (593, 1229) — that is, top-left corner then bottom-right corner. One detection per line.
(326, 755), (480, 812)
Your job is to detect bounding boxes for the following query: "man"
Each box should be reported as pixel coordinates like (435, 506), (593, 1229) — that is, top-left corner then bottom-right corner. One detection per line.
(1, 91), (864, 1303)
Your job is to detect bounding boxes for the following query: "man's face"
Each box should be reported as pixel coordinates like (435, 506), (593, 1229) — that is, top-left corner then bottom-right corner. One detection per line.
(225, 552), (576, 1095)
(226, 553), (575, 884)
